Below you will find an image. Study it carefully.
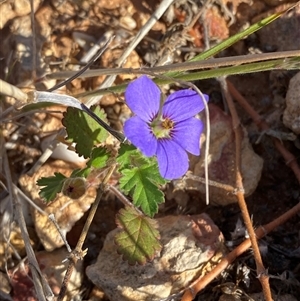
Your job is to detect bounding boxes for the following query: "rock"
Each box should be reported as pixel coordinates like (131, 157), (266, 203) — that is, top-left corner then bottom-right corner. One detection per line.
(185, 104), (263, 206)
(1, 14), (48, 84)
(19, 160), (96, 251)
(0, 0), (41, 29)
(8, 248), (83, 301)
(0, 221), (37, 270)
(0, 271), (11, 295)
(255, 3), (300, 52)
(88, 286), (106, 301)
(1, 4), (53, 85)
(120, 15), (137, 30)
(203, 6), (229, 42)
(86, 214), (225, 301)
(283, 72), (300, 134)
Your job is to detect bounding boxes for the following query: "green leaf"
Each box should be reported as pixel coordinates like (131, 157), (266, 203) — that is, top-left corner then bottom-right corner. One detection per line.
(116, 144), (167, 217)
(117, 144), (145, 170)
(37, 172), (67, 202)
(70, 167), (91, 178)
(62, 106), (109, 158)
(87, 147), (110, 169)
(115, 206), (161, 265)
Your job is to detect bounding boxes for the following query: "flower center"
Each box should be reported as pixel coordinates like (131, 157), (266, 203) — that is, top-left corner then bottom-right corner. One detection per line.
(151, 117), (174, 139)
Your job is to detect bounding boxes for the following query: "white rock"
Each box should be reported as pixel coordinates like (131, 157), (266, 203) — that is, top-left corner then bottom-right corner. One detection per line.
(41, 134), (86, 164)
(86, 214), (225, 301)
(283, 72), (300, 134)
(120, 16), (137, 30)
(185, 104), (263, 206)
(0, 0), (41, 29)
(19, 161), (96, 251)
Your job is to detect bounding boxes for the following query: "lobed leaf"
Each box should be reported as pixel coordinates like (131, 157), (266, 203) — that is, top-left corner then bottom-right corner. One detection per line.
(115, 206), (161, 265)
(70, 167), (91, 178)
(117, 144), (167, 217)
(37, 172), (67, 202)
(62, 106), (108, 158)
(87, 147), (110, 169)
(116, 144), (143, 170)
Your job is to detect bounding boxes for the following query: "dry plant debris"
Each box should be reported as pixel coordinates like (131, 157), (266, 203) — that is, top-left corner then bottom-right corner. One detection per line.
(0, 0), (300, 301)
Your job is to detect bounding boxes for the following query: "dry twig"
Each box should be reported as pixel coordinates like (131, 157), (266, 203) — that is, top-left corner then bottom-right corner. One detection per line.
(57, 165), (116, 301)
(181, 78), (300, 301)
(2, 146), (54, 301)
(220, 78), (272, 301)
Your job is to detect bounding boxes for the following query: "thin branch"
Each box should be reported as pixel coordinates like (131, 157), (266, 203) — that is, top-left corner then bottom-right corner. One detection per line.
(227, 80), (300, 182)
(182, 77), (300, 300)
(13, 183), (72, 252)
(181, 201), (300, 301)
(109, 185), (137, 208)
(29, 0), (37, 80)
(0, 79), (28, 102)
(219, 77), (272, 301)
(46, 50), (300, 80)
(57, 165), (116, 301)
(47, 36), (113, 92)
(26, 128), (66, 176)
(184, 173), (235, 193)
(2, 146), (53, 301)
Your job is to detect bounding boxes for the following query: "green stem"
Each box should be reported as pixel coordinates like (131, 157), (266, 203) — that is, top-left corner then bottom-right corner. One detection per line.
(77, 57), (299, 97)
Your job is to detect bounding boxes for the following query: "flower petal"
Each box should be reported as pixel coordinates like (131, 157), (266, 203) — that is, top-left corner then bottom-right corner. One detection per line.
(124, 116), (157, 157)
(162, 89), (209, 122)
(125, 76), (161, 122)
(156, 139), (189, 180)
(172, 118), (203, 156)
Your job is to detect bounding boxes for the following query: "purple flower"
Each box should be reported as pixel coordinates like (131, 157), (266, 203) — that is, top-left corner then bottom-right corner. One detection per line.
(124, 75), (208, 180)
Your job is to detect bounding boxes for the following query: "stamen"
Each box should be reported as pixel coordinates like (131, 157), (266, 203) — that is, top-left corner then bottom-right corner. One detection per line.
(161, 118), (174, 130)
